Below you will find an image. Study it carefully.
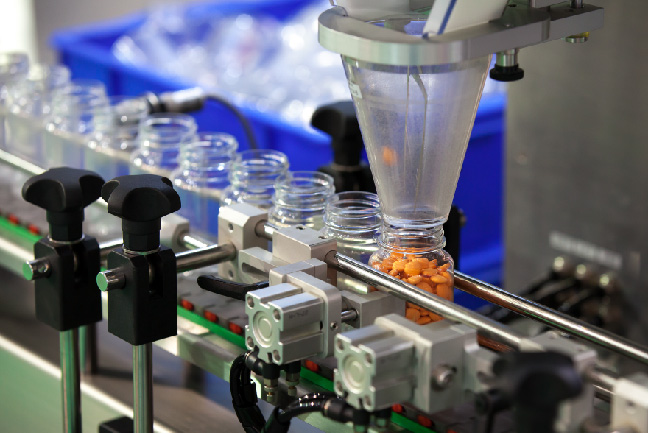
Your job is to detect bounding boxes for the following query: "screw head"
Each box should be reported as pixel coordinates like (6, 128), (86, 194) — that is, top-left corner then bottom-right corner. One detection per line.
(273, 309), (281, 321)
(246, 297), (254, 308)
(330, 321), (338, 330)
(431, 365), (456, 390)
(246, 336), (254, 348)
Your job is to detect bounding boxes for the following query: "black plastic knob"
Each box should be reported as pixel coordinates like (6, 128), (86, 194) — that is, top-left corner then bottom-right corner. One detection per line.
(489, 64), (525, 82)
(101, 174), (181, 252)
(311, 101), (363, 167)
(22, 167), (104, 242)
(492, 351), (582, 433)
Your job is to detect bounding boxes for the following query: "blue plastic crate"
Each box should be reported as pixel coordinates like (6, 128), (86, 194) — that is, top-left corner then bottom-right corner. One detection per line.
(50, 0), (505, 286)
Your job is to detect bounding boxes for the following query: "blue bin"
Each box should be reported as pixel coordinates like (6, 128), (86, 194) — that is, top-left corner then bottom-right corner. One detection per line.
(50, 0), (505, 287)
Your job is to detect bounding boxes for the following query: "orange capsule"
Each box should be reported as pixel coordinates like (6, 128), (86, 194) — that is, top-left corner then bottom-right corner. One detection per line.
(422, 269), (438, 277)
(406, 302), (420, 310)
(407, 275), (423, 285)
(406, 308), (421, 322)
(436, 283), (454, 301)
(413, 257), (429, 267)
(428, 312), (443, 322)
(430, 275), (448, 284)
(417, 282), (433, 292)
(404, 261), (423, 276)
(420, 309), (430, 317)
(416, 316), (432, 325)
(382, 146), (398, 166)
(393, 260), (407, 272)
(389, 269), (400, 277)
(441, 271), (452, 281)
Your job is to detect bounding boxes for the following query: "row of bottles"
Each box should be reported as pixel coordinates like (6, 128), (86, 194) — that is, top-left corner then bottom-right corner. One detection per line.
(0, 52), (457, 325)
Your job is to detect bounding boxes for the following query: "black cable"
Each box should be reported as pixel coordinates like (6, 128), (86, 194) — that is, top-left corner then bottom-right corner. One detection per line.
(278, 401), (326, 424)
(206, 93), (259, 150)
(230, 353), (265, 433)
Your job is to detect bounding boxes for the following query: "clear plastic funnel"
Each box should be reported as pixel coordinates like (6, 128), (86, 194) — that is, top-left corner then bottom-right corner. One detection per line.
(343, 55), (491, 247)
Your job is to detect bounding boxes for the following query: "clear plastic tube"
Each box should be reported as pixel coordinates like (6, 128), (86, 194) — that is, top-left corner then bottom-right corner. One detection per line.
(86, 96), (149, 180)
(130, 113), (197, 177)
(322, 191), (381, 293)
(43, 79), (108, 169)
(222, 149), (289, 210)
(5, 64), (70, 164)
(269, 171), (334, 230)
(172, 132), (238, 237)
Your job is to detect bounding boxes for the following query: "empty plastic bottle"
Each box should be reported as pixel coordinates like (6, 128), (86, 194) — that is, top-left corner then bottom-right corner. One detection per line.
(269, 171), (334, 230)
(172, 132), (238, 237)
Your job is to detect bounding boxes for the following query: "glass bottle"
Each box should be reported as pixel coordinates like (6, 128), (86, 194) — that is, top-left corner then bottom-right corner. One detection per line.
(269, 171), (334, 230)
(172, 132), (238, 237)
(86, 96), (149, 180)
(322, 191), (381, 293)
(5, 64), (70, 165)
(222, 149), (289, 210)
(43, 79), (108, 169)
(0, 52), (29, 149)
(130, 113), (197, 177)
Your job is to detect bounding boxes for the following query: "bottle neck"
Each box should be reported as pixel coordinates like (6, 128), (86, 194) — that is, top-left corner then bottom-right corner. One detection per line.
(323, 192), (381, 241)
(379, 216), (445, 253)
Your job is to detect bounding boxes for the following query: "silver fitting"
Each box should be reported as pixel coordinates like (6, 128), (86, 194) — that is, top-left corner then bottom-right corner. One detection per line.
(23, 258), (51, 280)
(334, 314), (477, 412)
(245, 271), (342, 365)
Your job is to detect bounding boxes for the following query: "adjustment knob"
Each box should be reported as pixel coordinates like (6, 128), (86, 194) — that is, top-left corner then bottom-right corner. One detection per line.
(101, 174), (181, 252)
(311, 101), (362, 167)
(22, 167), (104, 242)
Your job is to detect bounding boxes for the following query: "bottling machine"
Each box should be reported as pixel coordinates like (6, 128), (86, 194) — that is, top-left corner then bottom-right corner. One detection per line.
(5, 1), (648, 433)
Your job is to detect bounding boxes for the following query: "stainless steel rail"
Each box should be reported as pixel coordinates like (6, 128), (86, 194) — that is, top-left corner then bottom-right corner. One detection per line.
(175, 243), (237, 273)
(454, 271), (648, 366)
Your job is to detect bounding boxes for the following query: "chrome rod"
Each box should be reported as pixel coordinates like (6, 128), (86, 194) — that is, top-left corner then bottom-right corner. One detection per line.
(175, 243), (237, 273)
(454, 271), (648, 366)
(60, 329), (81, 433)
(133, 344), (153, 433)
(0, 148), (44, 176)
(326, 252), (524, 349)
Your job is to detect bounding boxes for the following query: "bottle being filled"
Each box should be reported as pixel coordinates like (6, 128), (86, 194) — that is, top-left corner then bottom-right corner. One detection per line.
(43, 79), (108, 169)
(322, 191), (381, 293)
(269, 171), (334, 230)
(222, 149), (289, 210)
(172, 132), (238, 238)
(130, 113), (197, 177)
(340, 14), (492, 324)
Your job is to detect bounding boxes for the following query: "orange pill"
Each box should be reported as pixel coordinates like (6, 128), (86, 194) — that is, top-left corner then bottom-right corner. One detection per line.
(389, 269), (400, 277)
(393, 260), (407, 272)
(406, 302), (420, 310)
(430, 275), (448, 284)
(372, 263), (382, 270)
(416, 316), (432, 325)
(417, 282), (433, 292)
(428, 312), (443, 322)
(422, 269), (438, 277)
(382, 146), (397, 166)
(404, 261), (422, 276)
(441, 271), (452, 281)
(436, 283), (454, 301)
(420, 309), (430, 317)
(407, 275), (423, 285)
(413, 257), (429, 267)
(390, 252), (405, 259)
(406, 308), (421, 322)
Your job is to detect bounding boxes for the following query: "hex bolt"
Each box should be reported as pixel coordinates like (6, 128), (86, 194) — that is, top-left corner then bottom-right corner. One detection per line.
(246, 297), (254, 308)
(23, 258), (51, 280)
(263, 377), (279, 404)
(246, 336), (254, 349)
(273, 309), (280, 321)
(431, 365), (456, 390)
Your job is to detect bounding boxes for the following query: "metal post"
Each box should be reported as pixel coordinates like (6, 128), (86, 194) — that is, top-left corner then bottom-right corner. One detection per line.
(60, 329), (81, 433)
(326, 252), (525, 349)
(133, 344), (153, 433)
(454, 271), (648, 366)
(175, 243), (237, 273)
